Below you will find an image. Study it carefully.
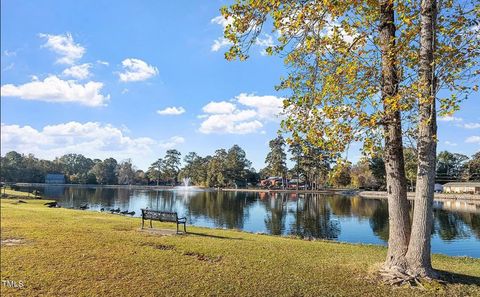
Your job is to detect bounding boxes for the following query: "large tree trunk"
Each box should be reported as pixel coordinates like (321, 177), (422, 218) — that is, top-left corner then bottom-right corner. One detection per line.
(406, 0), (438, 278)
(379, 0), (411, 272)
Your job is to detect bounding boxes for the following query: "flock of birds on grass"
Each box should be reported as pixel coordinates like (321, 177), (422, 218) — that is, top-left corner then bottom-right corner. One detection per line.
(44, 201), (135, 216)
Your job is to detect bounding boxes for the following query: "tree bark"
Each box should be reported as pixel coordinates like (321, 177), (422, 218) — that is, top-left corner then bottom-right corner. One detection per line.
(406, 0), (438, 278)
(379, 0), (411, 272)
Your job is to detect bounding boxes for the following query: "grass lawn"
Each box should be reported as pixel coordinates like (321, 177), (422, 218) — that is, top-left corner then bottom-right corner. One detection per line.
(1, 199), (479, 296)
(0, 188), (38, 199)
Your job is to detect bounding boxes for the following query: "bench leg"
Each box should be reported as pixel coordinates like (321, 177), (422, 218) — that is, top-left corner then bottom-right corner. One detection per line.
(141, 218), (144, 229)
(183, 222), (186, 233)
(176, 223), (179, 234)
(150, 220), (152, 228)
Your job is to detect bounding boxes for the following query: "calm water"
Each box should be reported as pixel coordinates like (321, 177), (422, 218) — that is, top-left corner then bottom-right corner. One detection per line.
(20, 185), (480, 258)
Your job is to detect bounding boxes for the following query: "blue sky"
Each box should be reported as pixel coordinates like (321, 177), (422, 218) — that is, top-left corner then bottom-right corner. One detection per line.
(1, 0), (479, 170)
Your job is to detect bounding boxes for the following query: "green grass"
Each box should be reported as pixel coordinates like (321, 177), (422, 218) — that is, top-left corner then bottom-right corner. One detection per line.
(0, 188), (38, 198)
(1, 199), (479, 296)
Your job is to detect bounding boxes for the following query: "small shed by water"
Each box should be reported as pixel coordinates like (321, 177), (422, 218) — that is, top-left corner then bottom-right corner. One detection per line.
(45, 174), (65, 184)
(443, 182), (480, 194)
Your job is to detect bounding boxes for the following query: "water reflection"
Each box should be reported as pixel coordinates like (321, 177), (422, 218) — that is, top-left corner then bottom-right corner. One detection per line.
(369, 202), (389, 242)
(264, 193), (288, 235)
(290, 195), (340, 239)
(18, 185), (480, 257)
(185, 191), (255, 229)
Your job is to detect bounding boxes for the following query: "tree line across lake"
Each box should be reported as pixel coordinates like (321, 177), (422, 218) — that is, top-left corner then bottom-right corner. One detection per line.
(1, 136), (478, 188)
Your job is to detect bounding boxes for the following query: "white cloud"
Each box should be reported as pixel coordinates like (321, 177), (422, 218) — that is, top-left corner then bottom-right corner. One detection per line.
(159, 136), (185, 148)
(199, 93), (284, 134)
(118, 58), (158, 82)
(96, 60), (109, 66)
(3, 50), (17, 57)
(62, 63), (91, 79)
(324, 22), (357, 44)
(200, 113), (262, 134)
(210, 15), (234, 52)
(2, 63), (14, 71)
(463, 123), (480, 129)
(439, 115), (463, 122)
(444, 141), (457, 146)
(157, 106), (186, 115)
(236, 93), (284, 119)
(39, 33), (85, 65)
(256, 34), (275, 55)
(465, 136), (480, 144)
(1, 122), (185, 169)
(211, 15), (233, 28)
(211, 37), (232, 52)
(256, 34), (274, 47)
(1, 75), (109, 107)
(121, 88), (129, 94)
(210, 16), (276, 55)
(277, 15), (358, 47)
(202, 101), (236, 114)
(472, 25), (480, 39)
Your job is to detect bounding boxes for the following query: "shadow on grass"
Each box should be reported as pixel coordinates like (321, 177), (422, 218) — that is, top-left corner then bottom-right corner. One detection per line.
(438, 270), (480, 285)
(187, 231), (243, 240)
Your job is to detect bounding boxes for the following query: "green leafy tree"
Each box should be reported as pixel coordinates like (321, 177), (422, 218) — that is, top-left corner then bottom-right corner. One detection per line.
(369, 156), (386, 190)
(329, 160), (352, 188)
(133, 170), (148, 185)
(147, 158), (163, 185)
(288, 140), (331, 190)
(91, 158), (118, 185)
(58, 153), (94, 183)
(225, 145), (252, 187)
(350, 159), (377, 189)
(0, 151), (24, 182)
(264, 136), (287, 178)
(220, 0), (479, 278)
(116, 159), (135, 185)
(207, 149), (228, 187)
(464, 151), (480, 181)
(178, 152), (211, 186)
(436, 151), (469, 182)
(404, 148), (418, 190)
(163, 149), (182, 185)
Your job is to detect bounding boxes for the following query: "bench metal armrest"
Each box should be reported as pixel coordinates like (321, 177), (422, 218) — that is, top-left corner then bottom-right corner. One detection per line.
(177, 217), (187, 222)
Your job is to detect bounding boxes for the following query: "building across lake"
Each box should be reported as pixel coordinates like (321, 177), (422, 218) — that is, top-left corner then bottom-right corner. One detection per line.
(45, 174), (65, 184)
(442, 182), (480, 194)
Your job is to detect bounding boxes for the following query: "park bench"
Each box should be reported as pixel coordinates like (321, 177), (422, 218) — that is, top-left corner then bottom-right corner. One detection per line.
(141, 209), (187, 234)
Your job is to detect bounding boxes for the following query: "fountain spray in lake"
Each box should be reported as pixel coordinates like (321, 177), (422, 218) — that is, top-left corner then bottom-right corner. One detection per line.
(173, 177), (202, 192)
(183, 177), (190, 188)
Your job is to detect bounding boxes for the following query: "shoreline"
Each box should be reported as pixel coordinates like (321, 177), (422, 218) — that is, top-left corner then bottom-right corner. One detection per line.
(10, 183), (480, 202)
(221, 188), (480, 202)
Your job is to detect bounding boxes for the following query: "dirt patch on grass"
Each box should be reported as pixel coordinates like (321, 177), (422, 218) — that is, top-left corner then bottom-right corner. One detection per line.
(183, 251), (222, 263)
(1, 238), (28, 246)
(144, 243), (176, 251)
(112, 225), (135, 232)
(138, 228), (179, 236)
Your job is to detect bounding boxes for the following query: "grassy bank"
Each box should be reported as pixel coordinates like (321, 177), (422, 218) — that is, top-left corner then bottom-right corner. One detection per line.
(1, 199), (479, 296)
(0, 189), (38, 198)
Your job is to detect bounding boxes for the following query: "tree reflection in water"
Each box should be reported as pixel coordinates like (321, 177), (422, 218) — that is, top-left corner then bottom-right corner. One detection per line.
(369, 202), (389, 242)
(264, 193), (287, 235)
(184, 191), (256, 230)
(434, 209), (470, 240)
(290, 194), (340, 239)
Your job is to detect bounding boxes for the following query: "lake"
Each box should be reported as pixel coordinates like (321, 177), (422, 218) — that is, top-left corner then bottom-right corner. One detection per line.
(19, 185), (480, 258)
